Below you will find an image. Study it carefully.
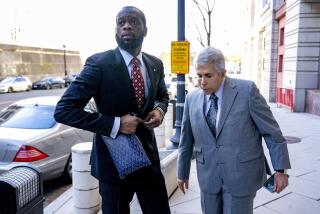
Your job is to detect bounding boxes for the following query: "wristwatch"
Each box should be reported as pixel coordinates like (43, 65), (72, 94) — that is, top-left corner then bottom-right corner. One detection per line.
(276, 169), (288, 174)
(154, 107), (165, 121)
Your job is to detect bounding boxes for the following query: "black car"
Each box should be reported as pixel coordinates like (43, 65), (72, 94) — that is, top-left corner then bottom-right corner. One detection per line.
(32, 76), (65, 90)
(63, 74), (78, 87)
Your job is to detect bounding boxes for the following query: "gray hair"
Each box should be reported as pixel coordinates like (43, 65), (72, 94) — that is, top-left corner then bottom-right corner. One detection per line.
(195, 47), (225, 74)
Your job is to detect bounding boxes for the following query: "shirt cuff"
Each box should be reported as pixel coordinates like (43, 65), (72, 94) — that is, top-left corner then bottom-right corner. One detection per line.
(110, 117), (120, 139)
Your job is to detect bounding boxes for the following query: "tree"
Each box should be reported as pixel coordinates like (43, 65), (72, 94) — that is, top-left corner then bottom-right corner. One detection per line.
(191, 0), (215, 47)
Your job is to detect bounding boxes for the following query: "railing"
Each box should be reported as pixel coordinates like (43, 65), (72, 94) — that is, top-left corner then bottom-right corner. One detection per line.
(276, 87), (293, 111)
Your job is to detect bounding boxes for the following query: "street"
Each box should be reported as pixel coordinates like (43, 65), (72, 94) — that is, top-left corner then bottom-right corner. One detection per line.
(0, 88), (66, 110)
(0, 88), (72, 207)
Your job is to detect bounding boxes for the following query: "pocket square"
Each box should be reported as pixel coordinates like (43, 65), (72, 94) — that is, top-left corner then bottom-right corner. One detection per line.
(101, 134), (151, 179)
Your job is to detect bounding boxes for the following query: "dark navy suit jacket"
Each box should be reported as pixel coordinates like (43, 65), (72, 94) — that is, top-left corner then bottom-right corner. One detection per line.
(54, 48), (169, 182)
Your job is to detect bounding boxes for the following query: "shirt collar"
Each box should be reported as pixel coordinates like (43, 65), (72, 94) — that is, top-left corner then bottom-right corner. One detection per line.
(119, 47), (143, 66)
(205, 77), (225, 103)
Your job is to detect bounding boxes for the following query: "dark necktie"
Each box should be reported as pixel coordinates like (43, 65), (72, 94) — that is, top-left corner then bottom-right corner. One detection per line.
(131, 57), (145, 111)
(206, 94), (218, 137)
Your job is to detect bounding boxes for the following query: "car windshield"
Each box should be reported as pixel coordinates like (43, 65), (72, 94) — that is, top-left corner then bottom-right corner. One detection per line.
(40, 77), (51, 81)
(0, 77), (14, 84)
(0, 104), (56, 129)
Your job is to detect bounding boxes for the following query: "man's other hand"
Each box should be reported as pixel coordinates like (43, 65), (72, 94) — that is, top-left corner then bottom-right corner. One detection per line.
(120, 114), (143, 134)
(274, 172), (289, 193)
(144, 109), (163, 128)
(177, 179), (189, 195)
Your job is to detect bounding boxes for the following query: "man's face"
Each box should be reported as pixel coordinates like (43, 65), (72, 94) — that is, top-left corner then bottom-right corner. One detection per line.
(196, 62), (226, 95)
(115, 9), (147, 51)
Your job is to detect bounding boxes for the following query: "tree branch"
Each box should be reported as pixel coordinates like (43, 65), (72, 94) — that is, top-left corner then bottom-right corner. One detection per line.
(193, 0), (207, 11)
(205, 0), (210, 12)
(188, 12), (205, 47)
(209, 0), (215, 12)
(192, 0), (216, 47)
(195, 23), (205, 47)
(193, 0), (209, 37)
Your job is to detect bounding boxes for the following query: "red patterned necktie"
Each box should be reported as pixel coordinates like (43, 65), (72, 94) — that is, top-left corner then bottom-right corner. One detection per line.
(131, 57), (145, 110)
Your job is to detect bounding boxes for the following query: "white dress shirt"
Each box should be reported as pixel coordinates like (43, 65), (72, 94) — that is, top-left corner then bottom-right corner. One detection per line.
(204, 78), (225, 128)
(119, 48), (149, 96)
(110, 48), (149, 138)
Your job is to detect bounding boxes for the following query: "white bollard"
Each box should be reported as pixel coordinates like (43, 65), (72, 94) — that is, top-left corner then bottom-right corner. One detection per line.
(155, 120), (165, 148)
(165, 103), (173, 141)
(72, 142), (100, 214)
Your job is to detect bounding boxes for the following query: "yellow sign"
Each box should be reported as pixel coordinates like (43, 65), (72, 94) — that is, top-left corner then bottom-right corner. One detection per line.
(171, 41), (190, 74)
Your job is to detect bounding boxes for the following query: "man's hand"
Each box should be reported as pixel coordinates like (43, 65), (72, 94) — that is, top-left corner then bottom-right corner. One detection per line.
(119, 114), (143, 134)
(177, 179), (189, 194)
(274, 172), (289, 193)
(144, 109), (163, 128)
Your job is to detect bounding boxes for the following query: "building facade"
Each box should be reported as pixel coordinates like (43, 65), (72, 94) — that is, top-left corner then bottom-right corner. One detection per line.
(0, 43), (82, 82)
(242, 0), (320, 114)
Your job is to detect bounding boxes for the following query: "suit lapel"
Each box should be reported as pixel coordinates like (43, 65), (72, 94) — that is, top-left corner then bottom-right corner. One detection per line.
(113, 49), (159, 114)
(196, 90), (214, 138)
(141, 53), (156, 112)
(114, 48), (130, 79)
(114, 48), (137, 108)
(216, 77), (238, 138)
(198, 90), (207, 122)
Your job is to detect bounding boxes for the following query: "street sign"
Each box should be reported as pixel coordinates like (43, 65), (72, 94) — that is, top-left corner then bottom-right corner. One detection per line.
(171, 41), (190, 74)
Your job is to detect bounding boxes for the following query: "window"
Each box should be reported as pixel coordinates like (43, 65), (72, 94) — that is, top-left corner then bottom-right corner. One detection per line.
(0, 77), (14, 83)
(278, 55), (283, 72)
(0, 104), (56, 129)
(16, 77), (26, 82)
(280, 28), (284, 46)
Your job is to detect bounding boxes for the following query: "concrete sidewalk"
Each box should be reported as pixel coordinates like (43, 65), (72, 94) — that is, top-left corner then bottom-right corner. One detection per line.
(45, 104), (320, 213)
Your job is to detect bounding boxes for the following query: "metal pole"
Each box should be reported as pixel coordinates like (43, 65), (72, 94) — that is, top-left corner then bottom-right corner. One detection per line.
(63, 45), (67, 76)
(169, 0), (185, 149)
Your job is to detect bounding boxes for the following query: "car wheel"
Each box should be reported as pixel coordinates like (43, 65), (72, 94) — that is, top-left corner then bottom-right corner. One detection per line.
(26, 85), (32, 91)
(45, 84), (50, 90)
(8, 87), (13, 93)
(61, 155), (72, 183)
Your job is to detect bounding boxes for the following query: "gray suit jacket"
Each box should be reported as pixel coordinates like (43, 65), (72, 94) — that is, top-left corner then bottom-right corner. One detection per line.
(177, 77), (291, 196)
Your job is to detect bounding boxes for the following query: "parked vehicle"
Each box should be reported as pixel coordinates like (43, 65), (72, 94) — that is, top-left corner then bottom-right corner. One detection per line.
(0, 96), (95, 182)
(32, 76), (65, 90)
(64, 73), (78, 87)
(166, 75), (196, 100)
(167, 76), (177, 99)
(0, 76), (32, 93)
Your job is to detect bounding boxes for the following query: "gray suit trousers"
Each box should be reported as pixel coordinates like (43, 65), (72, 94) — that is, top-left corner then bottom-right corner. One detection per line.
(200, 184), (256, 214)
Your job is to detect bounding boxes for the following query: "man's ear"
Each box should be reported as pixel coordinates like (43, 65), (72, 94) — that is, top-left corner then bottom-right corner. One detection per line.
(144, 27), (148, 37)
(222, 69), (227, 77)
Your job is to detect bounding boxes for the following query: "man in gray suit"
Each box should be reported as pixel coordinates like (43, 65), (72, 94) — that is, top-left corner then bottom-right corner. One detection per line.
(177, 47), (291, 214)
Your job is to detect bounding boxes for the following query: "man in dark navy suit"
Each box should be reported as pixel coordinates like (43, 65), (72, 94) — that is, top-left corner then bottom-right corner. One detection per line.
(54, 6), (170, 214)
